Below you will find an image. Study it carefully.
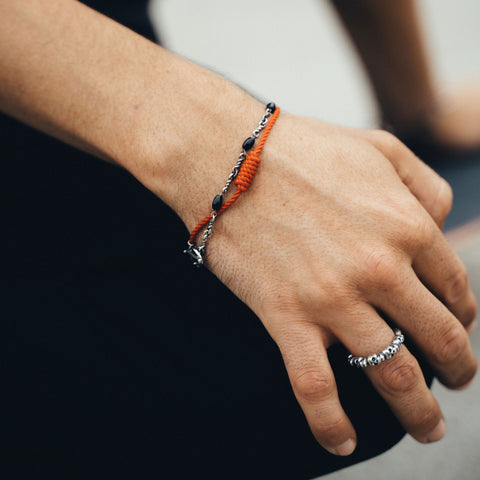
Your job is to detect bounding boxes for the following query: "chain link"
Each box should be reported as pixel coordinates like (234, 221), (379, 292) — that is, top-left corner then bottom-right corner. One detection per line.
(184, 105), (275, 266)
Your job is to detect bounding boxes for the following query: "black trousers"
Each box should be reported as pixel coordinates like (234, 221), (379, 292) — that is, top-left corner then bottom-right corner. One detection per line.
(0, 2), (433, 478)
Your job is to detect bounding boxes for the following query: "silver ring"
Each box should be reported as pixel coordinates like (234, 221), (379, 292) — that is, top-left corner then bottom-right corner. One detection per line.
(348, 329), (404, 368)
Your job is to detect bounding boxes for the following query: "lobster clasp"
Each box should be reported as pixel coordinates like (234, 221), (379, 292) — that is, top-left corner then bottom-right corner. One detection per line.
(183, 242), (204, 267)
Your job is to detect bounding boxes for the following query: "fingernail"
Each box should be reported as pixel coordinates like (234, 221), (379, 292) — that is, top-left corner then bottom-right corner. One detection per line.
(330, 438), (356, 456)
(423, 419), (446, 443)
(466, 320), (477, 334)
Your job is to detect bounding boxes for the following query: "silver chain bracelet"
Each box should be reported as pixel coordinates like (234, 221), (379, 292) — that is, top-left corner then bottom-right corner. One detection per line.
(184, 102), (277, 267)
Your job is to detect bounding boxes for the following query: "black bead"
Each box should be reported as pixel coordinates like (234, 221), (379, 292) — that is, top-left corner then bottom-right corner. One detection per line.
(242, 136), (255, 151)
(212, 194), (223, 211)
(266, 102), (276, 112)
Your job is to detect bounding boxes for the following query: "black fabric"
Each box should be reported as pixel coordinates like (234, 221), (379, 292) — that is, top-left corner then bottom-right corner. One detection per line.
(81, 0), (158, 42)
(1, 2), (434, 478)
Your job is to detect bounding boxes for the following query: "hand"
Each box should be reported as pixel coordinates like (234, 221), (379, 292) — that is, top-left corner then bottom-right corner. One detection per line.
(186, 113), (478, 456)
(421, 85), (480, 151)
(393, 85), (480, 151)
(0, 0), (474, 458)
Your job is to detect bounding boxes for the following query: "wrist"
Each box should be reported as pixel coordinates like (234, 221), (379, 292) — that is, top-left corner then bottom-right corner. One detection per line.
(117, 53), (265, 229)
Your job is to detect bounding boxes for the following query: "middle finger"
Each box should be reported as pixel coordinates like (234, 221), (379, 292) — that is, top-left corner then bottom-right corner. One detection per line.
(366, 263), (477, 389)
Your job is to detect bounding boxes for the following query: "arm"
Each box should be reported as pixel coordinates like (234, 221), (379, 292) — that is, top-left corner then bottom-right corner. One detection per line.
(0, 0), (263, 213)
(1, 0), (476, 455)
(328, 0), (435, 132)
(329, 0), (480, 148)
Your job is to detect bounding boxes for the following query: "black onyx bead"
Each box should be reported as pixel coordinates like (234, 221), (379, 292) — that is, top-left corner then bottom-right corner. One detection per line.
(266, 102), (276, 112)
(212, 194), (223, 211)
(242, 136), (255, 151)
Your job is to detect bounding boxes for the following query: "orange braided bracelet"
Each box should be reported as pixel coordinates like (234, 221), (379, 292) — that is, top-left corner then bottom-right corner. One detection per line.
(184, 103), (280, 266)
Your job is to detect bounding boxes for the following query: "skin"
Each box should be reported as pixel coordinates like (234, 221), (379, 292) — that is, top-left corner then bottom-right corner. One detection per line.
(0, 0), (478, 457)
(330, 0), (480, 149)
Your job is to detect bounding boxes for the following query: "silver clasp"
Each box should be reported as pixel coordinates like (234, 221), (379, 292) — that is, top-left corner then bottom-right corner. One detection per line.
(184, 242), (204, 267)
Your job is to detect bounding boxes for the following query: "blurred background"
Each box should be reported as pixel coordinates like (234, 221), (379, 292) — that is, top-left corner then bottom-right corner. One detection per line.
(149, 1), (480, 478)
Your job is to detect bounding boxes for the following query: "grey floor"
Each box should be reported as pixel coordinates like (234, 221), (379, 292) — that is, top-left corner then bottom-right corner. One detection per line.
(149, 1), (480, 478)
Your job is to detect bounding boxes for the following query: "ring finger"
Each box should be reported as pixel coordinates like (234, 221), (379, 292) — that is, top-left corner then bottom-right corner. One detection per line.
(330, 304), (445, 444)
(366, 264), (477, 389)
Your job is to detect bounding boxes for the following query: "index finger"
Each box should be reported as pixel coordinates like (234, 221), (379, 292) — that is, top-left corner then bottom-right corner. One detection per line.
(268, 316), (357, 456)
(357, 129), (453, 228)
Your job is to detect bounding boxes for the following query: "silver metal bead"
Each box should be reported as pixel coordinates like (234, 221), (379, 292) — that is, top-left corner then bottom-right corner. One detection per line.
(347, 329), (405, 368)
(188, 105), (274, 265)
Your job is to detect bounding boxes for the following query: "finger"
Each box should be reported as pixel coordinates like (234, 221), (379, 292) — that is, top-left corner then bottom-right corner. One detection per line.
(413, 227), (478, 331)
(330, 305), (445, 444)
(270, 317), (357, 455)
(366, 263), (478, 389)
(357, 129), (452, 228)
(467, 319), (478, 334)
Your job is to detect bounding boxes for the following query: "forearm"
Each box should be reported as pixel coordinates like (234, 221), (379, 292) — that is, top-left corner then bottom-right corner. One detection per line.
(329, 0), (435, 130)
(2, 1), (477, 456)
(0, 0), (263, 225)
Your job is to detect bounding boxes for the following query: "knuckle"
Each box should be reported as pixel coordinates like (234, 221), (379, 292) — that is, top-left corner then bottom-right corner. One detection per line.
(312, 415), (347, 442)
(397, 165), (416, 188)
(312, 280), (357, 313)
(445, 357), (478, 390)
(396, 212), (436, 253)
(410, 407), (441, 435)
(402, 212), (434, 247)
(435, 178), (453, 222)
(370, 129), (404, 154)
(445, 267), (469, 305)
(378, 356), (419, 395)
(361, 247), (401, 290)
(289, 273), (357, 316)
(463, 358), (479, 385)
(464, 299), (478, 325)
(295, 281), (329, 309)
(461, 359), (478, 387)
(435, 324), (468, 364)
(293, 370), (335, 402)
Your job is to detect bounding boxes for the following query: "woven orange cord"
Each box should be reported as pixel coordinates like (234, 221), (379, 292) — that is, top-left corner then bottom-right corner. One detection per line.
(189, 106), (280, 244)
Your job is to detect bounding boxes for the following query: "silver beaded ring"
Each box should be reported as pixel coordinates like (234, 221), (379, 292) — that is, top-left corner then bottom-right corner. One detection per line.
(348, 329), (404, 368)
